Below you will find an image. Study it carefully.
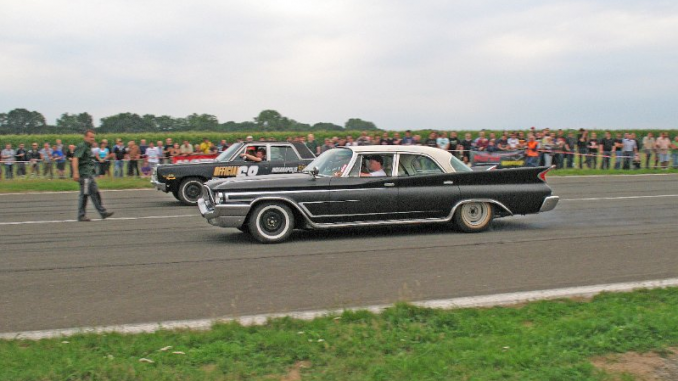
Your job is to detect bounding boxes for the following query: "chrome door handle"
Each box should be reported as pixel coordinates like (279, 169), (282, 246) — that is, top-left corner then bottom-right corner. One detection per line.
(443, 181), (454, 185)
(384, 183), (395, 187)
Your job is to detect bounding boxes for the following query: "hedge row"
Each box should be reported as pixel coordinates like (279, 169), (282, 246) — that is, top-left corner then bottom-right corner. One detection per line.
(0, 129), (675, 147)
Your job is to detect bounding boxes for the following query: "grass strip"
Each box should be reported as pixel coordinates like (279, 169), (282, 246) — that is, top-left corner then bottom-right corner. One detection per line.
(2, 287), (678, 380)
(0, 177), (153, 193)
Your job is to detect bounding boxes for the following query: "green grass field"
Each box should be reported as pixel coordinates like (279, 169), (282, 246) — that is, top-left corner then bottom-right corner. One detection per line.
(1, 288), (677, 380)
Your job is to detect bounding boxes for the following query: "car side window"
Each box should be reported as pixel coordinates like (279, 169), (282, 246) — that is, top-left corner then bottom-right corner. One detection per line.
(270, 146), (299, 162)
(235, 145), (267, 162)
(399, 154), (444, 176)
(347, 154), (393, 177)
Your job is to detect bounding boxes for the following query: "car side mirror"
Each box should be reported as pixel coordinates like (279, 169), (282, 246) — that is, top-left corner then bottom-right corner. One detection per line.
(310, 166), (319, 178)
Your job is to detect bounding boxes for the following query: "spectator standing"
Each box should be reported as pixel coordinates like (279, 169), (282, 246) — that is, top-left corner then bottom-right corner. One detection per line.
(2, 144), (16, 179)
(139, 139), (148, 160)
(525, 134), (540, 167)
(112, 139), (126, 177)
(65, 144), (76, 178)
(180, 140), (194, 156)
(507, 133), (519, 150)
(613, 133), (624, 169)
(345, 135), (357, 146)
(321, 138), (334, 152)
(169, 143), (181, 161)
(163, 138), (173, 164)
(392, 132), (402, 145)
(655, 132), (671, 169)
(52, 144), (66, 179)
(621, 133), (637, 170)
(671, 136), (678, 169)
(436, 131), (450, 150)
(401, 130), (414, 145)
(474, 131), (489, 151)
(26, 143), (41, 178)
(145, 141), (161, 170)
(576, 129), (588, 169)
(15, 143), (26, 177)
(425, 132), (438, 148)
(199, 138), (211, 154)
(448, 131), (460, 151)
(554, 136), (566, 169)
(72, 130), (114, 222)
(541, 134), (554, 167)
(587, 132), (599, 169)
(40, 143), (54, 179)
(97, 140), (111, 177)
(460, 133), (473, 163)
(217, 140), (228, 152)
(642, 133), (656, 169)
(306, 134), (320, 156)
(599, 131), (615, 170)
(379, 132), (393, 145)
(127, 141), (141, 176)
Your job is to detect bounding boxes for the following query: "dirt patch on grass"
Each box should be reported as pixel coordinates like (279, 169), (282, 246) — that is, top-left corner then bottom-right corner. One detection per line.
(279, 361), (311, 381)
(591, 348), (678, 381)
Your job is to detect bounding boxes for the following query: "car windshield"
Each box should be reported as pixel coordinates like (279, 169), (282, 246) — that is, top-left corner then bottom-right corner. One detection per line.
(215, 143), (243, 162)
(450, 154), (472, 172)
(303, 148), (353, 177)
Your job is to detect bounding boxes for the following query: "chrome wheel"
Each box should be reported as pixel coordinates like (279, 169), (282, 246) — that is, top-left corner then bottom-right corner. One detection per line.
(454, 202), (493, 232)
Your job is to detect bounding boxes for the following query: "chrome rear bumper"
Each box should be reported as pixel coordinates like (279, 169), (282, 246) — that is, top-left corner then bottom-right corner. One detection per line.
(539, 196), (559, 212)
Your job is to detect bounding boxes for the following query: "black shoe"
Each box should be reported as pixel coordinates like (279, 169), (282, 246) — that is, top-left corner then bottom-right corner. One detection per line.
(101, 212), (114, 220)
(78, 217), (91, 222)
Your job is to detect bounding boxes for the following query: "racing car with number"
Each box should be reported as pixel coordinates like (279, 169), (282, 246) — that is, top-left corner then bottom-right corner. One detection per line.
(152, 141), (315, 205)
(197, 145), (559, 243)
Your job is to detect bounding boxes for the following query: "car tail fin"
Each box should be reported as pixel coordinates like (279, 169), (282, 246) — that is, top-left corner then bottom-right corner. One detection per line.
(538, 166), (554, 182)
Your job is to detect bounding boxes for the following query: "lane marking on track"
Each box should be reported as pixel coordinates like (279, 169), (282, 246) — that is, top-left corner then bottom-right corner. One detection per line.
(2, 277), (677, 340)
(551, 173), (676, 179)
(0, 188), (154, 196)
(0, 214), (197, 226)
(561, 194), (678, 202)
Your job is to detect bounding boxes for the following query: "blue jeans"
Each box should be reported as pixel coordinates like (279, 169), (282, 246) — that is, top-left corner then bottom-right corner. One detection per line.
(526, 156), (538, 167)
(672, 153), (678, 169)
(114, 160), (124, 177)
(601, 151), (611, 170)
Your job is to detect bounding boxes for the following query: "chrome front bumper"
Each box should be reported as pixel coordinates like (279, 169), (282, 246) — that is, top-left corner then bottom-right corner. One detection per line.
(539, 196), (559, 212)
(197, 187), (251, 228)
(151, 180), (167, 192)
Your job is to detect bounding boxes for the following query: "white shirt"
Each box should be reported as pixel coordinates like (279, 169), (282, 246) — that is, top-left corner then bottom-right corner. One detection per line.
(146, 147), (160, 163)
(369, 169), (386, 176)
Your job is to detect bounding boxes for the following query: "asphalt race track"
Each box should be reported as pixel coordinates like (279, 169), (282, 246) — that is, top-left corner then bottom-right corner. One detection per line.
(1, 174), (678, 334)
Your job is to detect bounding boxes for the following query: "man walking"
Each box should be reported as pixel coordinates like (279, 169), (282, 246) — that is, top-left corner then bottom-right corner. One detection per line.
(72, 130), (114, 222)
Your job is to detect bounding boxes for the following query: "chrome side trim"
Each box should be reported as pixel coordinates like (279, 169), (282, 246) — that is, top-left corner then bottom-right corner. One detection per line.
(223, 187), (385, 198)
(539, 196), (559, 212)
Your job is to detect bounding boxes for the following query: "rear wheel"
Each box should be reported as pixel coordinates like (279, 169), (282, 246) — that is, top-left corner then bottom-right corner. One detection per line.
(454, 202), (493, 232)
(247, 202), (295, 243)
(177, 177), (204, 206)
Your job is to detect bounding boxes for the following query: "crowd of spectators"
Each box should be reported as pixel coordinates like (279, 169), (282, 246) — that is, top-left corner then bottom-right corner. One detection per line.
(2, 128), (678, 180)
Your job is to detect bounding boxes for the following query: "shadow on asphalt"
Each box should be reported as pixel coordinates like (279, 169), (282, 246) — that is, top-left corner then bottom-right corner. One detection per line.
(214, 218), (544, 245)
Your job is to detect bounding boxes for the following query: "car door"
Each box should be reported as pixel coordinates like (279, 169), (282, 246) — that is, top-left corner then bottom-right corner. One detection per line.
(396, 153), (461, 219)
(324, 154), (399, 223)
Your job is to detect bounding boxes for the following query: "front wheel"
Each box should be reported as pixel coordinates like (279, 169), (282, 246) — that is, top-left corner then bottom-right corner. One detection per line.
(177, 177), (204, 206)
(453, 202), (493, 232)
(247, 202), (295, 243)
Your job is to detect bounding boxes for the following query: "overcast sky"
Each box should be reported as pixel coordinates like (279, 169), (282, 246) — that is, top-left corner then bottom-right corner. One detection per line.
(2, 0), (677, 130)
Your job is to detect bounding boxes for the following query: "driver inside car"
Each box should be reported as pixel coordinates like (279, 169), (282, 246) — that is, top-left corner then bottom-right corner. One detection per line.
(241, 148), (266, 162)
(360, 155), (386, 177)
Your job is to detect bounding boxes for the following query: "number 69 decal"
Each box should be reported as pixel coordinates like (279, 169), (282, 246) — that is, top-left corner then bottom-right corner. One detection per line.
(237, 165), (260, 177)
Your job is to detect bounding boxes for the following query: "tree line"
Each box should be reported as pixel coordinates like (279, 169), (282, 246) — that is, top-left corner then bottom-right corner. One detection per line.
(0, 108), (379, 135)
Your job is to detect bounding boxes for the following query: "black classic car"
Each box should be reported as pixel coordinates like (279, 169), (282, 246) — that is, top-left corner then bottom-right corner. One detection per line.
(197, 146), (559, 243)
(151, 141), (315, 205)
